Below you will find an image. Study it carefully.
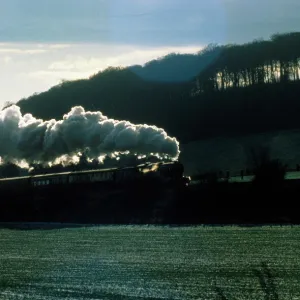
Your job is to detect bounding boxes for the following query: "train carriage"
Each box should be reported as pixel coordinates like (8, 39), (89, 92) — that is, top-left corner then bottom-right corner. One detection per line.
(0, 161), (185, 190)
(115, 166), (140, 183)
(0, 176), (31, 191)
(31, 172), (70, 187)
(70, 168), (116, 184)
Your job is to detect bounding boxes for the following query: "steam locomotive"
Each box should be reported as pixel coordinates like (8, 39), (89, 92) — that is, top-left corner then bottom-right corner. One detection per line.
(0, 161), (186, 191)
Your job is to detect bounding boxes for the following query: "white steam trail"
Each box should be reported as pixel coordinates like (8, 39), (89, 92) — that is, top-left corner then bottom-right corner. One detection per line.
(0, 105), (180, 164)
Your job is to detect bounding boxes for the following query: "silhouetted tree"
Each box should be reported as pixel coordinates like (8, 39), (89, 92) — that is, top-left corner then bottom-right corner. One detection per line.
(250, 146), (286, 188)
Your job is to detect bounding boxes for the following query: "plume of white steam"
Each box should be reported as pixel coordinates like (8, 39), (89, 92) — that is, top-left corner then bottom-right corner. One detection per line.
(0, 105), (180, 165)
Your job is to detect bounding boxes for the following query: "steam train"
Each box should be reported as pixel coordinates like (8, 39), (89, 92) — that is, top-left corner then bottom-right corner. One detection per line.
(0, 161), (186, 191)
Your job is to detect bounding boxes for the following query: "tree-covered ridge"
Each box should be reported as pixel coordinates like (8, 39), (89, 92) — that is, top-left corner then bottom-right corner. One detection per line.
(193, 32), (300, 94)
(14, 32), (300, 143)
(16, 67), (193, 136)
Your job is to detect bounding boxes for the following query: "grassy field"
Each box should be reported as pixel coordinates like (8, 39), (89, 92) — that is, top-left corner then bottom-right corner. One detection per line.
(1, 225), (300, 299)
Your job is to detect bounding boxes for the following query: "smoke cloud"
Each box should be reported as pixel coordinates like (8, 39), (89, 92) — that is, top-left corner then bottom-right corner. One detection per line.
(0, 105), (180, 165)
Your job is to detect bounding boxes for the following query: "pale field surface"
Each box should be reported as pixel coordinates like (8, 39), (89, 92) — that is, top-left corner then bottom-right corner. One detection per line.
(1, 226), (300, 299)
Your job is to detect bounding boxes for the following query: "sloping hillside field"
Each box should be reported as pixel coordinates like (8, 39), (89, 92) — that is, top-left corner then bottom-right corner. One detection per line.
(0, 226), (300, 299)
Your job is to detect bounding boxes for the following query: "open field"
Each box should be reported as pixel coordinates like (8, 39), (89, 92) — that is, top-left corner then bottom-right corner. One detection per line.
(1, 225), (300, 299)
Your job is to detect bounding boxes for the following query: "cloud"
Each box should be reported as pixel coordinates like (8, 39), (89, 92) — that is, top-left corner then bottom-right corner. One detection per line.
(47, 45), (202, 72)
(47, 44), (71, 49)
(0, 43), (71, 57)
(0, 48), (48, 54)
(26, 70), (94, 82)
(29, 44), (203, 81)
(2, 56), (12, 64)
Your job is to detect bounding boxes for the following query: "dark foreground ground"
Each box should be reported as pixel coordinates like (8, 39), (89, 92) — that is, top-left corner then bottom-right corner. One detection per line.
(1, 225), (300, 299)
(0, 177), (299, 225)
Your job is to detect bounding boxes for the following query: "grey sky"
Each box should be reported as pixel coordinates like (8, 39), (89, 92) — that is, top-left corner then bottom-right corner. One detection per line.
(1, 0), (299, 45)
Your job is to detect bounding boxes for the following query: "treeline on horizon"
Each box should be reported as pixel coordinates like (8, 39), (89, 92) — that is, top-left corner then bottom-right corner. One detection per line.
(193, 32), (300, 93)
(13, 31), (300, 143)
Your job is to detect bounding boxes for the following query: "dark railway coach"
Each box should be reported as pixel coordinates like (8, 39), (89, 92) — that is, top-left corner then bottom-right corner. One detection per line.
(0, 161), (186, 190)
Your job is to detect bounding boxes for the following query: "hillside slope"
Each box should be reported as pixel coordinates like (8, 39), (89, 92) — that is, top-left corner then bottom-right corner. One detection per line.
(181, 129), (300, 175)
(14, 32), (300, 145)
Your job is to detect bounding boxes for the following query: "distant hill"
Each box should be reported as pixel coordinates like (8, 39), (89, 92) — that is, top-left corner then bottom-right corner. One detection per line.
(16, 67), (193, 140)
(14, 32), (300, 144)
(129, 46), (221, 83)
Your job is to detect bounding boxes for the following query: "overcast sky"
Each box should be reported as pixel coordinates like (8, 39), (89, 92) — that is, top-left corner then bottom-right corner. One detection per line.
(0, 0), (299, 107)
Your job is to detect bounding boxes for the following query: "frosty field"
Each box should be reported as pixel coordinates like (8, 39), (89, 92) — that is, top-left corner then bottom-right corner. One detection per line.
(1, 225), (300, 299)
